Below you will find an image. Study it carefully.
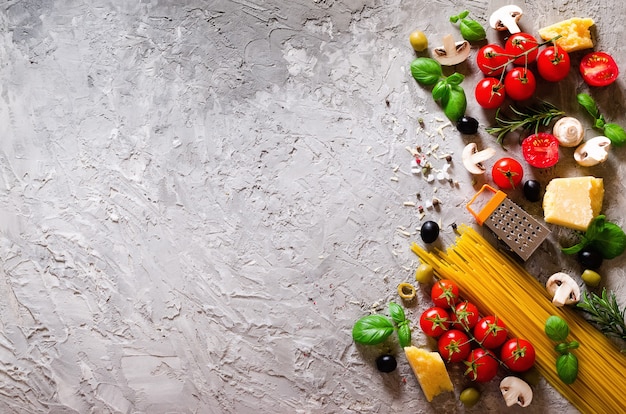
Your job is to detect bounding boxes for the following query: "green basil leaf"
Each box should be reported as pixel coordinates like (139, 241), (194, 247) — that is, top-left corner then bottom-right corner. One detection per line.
(432, 81), (451, 101)
(545, 315), (569, 341)
(397, 321), (411, 348)
(352, 315), (394, 345)
(554, 343), (570, 354)
(588, 219), (626, 259)
(410, 57), (443, 85)
(556, 353), (579, 384)
(460, 19), (486, 42)
(441, 84), (466, 122)
(594, 117), (606, 129)
(561, 242), (586, 255)
(445, 72), (465, 86)
(388, 302), (406, 325)
(585, 215), (605, 241)
(603, 123), (626, 147)
(577, 93), (600, 119)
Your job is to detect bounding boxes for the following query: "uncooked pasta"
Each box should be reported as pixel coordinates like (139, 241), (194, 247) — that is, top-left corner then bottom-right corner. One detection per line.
(411, 225), (626, 414)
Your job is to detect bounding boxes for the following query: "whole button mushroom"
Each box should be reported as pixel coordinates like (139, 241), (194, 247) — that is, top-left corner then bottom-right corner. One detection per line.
(574, 136), (611, 166)
(490, 5), (524, 34)
(552, 117), (584, 147)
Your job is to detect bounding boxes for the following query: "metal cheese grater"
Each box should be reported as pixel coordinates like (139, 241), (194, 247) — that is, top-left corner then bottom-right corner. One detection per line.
(466, 184), (550, 261)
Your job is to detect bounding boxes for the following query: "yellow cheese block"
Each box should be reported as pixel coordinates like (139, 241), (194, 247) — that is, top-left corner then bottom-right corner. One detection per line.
(538, 18), (594, 52)
(404, 346), (453, 402)
(543, 177), (604, 231)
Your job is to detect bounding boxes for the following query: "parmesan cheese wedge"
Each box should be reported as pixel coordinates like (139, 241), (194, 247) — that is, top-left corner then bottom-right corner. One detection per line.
(542, 176), (604, 231)
(404, 346), (454, 402)
(538, 18), (594, 52)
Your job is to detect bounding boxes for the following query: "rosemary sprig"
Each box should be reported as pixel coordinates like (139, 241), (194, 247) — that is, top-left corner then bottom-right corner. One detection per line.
(577, 288), (626, 348)
(486, 101), (565, 145)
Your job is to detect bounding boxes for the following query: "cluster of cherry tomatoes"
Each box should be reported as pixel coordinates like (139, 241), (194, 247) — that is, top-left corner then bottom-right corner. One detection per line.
(474, 33), (570, 109)
(419, 279), (536, 382)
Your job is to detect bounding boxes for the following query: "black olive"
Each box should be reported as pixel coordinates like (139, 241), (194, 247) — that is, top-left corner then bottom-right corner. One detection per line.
(456, 116), (479, 135)
(420, 220), (440, 244)
(523, 180), (542, 202)
(376, 354), (397, 373)
(578, 247), (603, 269)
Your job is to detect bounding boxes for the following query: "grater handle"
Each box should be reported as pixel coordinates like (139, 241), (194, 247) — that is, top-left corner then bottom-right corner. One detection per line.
(466, 184), (508, 225)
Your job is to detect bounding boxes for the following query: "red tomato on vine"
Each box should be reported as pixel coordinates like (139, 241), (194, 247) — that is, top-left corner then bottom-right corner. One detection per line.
(537, 45), (571, 82)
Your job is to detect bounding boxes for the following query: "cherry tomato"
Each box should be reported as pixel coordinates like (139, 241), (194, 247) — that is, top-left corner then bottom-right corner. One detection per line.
(419, 306), (450, 337)
(476, 44), (509, 76)
(464, 348), (499, 382)
(580, 51), (619, 87)
(491, 157), (524, 190)
(537, 44), (571, 82)
(505, 33), (539, 65)
(500, 338), (536, 372)
(473, 315), (508, 349)
(431, 279), (459, 309)
(504, 67), (536, 101)
(438, 329), (471, 363)
(450, 301), (480, 330)
(475, 77), (506, 109)
(522, 133), (560, 168)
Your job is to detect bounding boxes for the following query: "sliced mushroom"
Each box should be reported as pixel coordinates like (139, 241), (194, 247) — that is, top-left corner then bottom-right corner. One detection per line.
(546, 272), (581, 307)
(500, 376), (533, 407)
(490, 5), (524, 34)
(574, 136), (611, 166)
(462, 143), (496, 175)
(552, 117), (584, 147)
(433, 34), (470, 66)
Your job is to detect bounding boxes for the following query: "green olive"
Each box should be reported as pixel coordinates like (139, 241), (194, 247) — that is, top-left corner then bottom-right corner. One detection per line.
(415, 263), (434, 284)
(459, 387), (480, 407)
(581, 269), (602, 287)
(409, 30), (428, 52)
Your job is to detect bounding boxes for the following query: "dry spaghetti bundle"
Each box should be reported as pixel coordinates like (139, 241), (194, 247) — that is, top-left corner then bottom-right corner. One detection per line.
(411, 225), (626, 414)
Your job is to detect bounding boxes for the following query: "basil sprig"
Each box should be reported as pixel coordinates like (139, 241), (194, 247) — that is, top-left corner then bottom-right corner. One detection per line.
(410, 57), (467, 122)
(577, 93), (626, 147)
(449, 10), (486, 42)
(545, 315), (579, 384)
(561, 215), (626, 259)
(352, 302), (411, 347)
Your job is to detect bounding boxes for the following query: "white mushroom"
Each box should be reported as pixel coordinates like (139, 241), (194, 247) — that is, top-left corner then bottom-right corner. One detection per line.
(552, 117), (584, 147)
(462, 143), (496, 175)
(546, 272), (581, 307)
(574, 136), (611, 166)
(490, 5), (524, 34)
(433, 34), (470, 66)
(500, 376), (533, 407)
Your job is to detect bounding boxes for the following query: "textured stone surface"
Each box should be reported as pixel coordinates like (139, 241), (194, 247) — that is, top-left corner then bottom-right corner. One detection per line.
(0, 0), (624, 413)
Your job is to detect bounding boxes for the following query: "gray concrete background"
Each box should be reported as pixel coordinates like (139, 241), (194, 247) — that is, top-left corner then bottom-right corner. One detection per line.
(0, 0), (624, 413)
